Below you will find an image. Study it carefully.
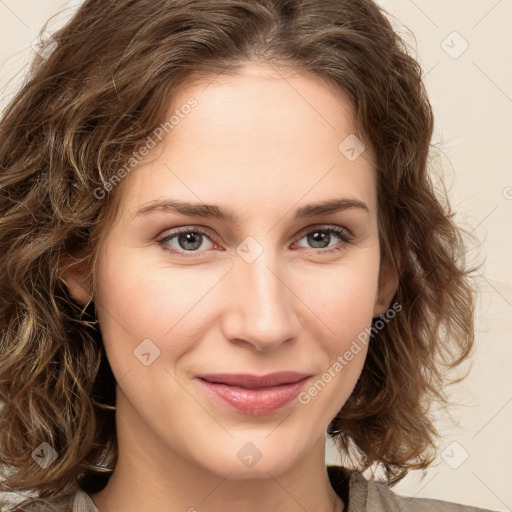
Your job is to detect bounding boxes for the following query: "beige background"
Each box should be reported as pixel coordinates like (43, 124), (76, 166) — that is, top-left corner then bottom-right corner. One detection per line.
(0, 1), (510, 510)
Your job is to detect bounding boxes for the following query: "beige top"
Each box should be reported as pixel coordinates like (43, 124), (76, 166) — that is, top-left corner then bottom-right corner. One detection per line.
(71, 466), (497, 512)
(2, 465), (498, 511)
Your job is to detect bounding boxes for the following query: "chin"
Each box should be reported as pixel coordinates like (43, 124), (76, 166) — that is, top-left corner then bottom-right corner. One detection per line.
(192, 437), (305, 480)
(211, 457), (298, 481)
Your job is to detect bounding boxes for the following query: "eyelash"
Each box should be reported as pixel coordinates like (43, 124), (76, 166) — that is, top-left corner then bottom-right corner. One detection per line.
(156, 225), (354, 258)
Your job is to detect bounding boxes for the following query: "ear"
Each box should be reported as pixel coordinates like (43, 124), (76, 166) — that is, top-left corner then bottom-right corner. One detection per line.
(59, 252), (92, 307)
(373, 247), (400, 317)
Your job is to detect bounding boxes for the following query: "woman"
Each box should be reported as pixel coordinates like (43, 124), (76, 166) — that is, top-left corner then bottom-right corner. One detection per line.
(0, 0), (495, 511)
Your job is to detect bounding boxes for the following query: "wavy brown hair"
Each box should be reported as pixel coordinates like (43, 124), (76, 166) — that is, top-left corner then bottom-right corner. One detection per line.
(0, 0), (482, 509)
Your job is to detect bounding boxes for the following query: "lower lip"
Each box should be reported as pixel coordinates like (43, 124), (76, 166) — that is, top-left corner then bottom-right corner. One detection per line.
(197, 377), (310, 415)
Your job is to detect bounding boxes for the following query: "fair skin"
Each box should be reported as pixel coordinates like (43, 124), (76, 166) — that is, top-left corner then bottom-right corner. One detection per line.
(63, 63), (397, 512)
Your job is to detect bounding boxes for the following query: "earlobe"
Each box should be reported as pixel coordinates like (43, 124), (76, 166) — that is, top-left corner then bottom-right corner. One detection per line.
(373, 250), (400, 317)
(59, 253), (92, 306)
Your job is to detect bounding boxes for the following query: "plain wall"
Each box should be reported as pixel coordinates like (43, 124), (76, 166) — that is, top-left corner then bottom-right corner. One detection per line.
(0, 1), (510, 511)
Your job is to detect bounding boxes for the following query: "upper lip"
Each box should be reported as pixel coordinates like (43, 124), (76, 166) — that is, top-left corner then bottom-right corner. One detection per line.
(197, 371), (311, 389)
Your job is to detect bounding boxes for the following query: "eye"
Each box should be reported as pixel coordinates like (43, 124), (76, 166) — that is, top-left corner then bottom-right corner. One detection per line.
(157, 227), (217, 256)
(156, 225), (354, 258)
(293, 226), (353, 254)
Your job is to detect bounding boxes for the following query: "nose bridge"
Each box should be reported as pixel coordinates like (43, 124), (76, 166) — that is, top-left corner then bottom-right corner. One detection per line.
(221, 246), (299, 351)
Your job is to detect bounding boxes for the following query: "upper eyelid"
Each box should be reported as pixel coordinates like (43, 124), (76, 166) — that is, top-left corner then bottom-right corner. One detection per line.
(158, 224), (352, 246)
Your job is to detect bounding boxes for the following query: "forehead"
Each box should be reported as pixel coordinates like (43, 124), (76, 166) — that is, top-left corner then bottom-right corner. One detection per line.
(119, 64), (377, 219)
(168, 64), (361, 151)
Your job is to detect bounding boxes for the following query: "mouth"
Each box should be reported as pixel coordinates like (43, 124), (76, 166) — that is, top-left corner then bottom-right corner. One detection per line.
(195, 372), (311, 416)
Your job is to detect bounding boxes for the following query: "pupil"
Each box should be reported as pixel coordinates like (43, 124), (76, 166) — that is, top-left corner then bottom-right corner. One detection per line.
(309, 230), (329, 248)
(176, 230), (331, 251)
(179, 232), (202, 250)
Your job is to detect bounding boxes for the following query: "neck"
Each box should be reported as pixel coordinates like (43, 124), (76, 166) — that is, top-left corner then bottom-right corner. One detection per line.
(89, 398), (344, 512)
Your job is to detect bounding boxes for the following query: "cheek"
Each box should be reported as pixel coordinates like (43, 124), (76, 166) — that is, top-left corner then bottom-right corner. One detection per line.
(296, 252), (380, 339)
(295, 260), (377, 417)
(94, 249), (221, 371)
(292, 252), (379, 408)
(95, 238), (380, 381)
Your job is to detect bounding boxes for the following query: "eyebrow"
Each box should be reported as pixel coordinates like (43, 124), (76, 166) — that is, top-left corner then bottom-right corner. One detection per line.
(135, 197), (369, 222)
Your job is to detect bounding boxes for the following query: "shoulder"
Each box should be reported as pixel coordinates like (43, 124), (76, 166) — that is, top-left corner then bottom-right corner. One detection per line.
(360, 473), (496, 512)
(0, 490), (77, 512)
(328, 465), (498, 512)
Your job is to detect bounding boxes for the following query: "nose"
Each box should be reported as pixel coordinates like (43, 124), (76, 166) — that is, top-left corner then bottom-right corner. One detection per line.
(219, 252), (301, 352)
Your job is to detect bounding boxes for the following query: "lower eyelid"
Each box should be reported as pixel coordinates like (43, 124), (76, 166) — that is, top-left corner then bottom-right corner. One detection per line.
(293, 228), (352, 251)
(158, 226), (352, 255)
(158, 229), (216, 251)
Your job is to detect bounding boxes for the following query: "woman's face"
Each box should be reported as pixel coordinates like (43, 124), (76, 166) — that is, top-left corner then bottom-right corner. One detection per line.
(67, 64), (396, 478)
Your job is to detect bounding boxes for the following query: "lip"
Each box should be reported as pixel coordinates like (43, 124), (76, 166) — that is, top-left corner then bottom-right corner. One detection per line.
(196, 372), (311, 416)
